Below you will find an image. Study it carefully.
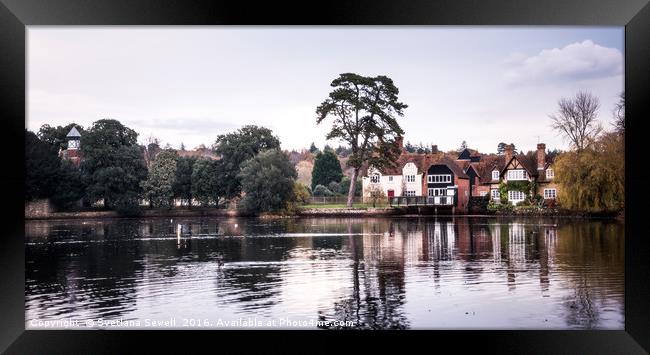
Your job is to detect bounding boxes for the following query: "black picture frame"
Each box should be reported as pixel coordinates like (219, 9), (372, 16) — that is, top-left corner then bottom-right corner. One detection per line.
(2, 0), (649, 353)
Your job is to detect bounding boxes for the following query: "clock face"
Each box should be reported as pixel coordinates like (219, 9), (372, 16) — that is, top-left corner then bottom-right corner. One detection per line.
(69, 140), (79, 148)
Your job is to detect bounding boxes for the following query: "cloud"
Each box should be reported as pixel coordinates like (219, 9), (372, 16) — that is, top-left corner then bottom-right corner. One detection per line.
(504, 40), (623, 87)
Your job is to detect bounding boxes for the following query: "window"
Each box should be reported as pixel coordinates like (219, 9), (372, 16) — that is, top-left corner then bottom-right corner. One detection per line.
(492, 170), (499, 180)
(428, 188), (447, 196)
(427, 174), (452, 183)
(506, 169), (528, 181)
(388, 176), (393, 182)
(491, 189), (500, 200)
(508, 190), (525, 203)
(546, 168), (554, 179)
(406, 190), (416, 196)
(370, 175), (380, 183)
(544, 188), (557, 199)
(405, 175), (416, 183)
(480, 191), (488, 197)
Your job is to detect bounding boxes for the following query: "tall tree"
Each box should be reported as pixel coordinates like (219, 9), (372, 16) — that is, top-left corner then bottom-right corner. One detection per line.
(25, 130), (61, 201)
(237, 149), (297, 214)
(316, 73), (407, 207)
(173, 156), (197, 206)
(311, 149), (343, 190)
(550, 91), (602, 152)
(213, 125), (281, 199)
(81, 119), (148, 214)
(51, 160), (85, 211)
(141, 149), (178, 208)
(191, 158), (222, 207)
(38, 123), (85, 150)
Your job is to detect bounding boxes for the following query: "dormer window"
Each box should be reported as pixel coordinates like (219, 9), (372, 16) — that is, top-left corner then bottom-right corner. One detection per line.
(370, 175), (380, 184)
(492, 170), (499, 180)
(546, 168), (554, 179)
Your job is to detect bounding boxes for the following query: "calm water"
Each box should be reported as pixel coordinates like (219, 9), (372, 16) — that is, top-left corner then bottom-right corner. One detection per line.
(25, 216), (624, 330)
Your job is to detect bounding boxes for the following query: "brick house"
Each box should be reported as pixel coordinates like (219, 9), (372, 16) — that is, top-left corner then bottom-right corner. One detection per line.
(362, 139), (558, 213)
(362, 138), (472, 213)
(474, 144), (557, 204)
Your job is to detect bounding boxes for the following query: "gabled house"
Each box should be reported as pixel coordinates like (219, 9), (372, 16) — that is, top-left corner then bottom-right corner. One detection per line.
(362, 140), (559, 212)
(475, 144), (557, 205)
(362, 139), (472, 213)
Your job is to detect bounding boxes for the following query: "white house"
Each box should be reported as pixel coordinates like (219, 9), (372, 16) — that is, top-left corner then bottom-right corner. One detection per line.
(362, 162), (423, 201)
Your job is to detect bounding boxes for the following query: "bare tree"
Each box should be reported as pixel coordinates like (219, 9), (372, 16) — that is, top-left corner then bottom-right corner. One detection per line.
(549, 91), (602, 152)
(613, 91), (624, 135)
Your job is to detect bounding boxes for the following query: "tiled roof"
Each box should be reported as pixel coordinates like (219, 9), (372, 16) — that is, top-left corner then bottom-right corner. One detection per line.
(377, 151), (469, 179)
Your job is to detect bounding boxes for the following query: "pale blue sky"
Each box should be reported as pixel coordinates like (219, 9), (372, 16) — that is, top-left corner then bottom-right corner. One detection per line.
(27, 27), (623, 153)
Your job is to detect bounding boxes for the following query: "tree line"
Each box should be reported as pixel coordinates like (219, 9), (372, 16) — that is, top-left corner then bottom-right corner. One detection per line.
(26, 121), (306, 215)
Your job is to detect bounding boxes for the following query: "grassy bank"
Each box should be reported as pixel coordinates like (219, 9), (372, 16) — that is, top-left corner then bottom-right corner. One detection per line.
(301, 203), (389, 209)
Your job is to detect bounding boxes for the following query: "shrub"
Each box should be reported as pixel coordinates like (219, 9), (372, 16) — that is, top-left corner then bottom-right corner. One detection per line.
(313, 184), (334, 196)
(328, 181), (341, 196)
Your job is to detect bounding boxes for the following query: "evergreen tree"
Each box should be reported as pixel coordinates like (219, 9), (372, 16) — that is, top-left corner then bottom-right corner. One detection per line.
(191, 158), (222, 206)
(238, 149), (297, 214)
(316, 73), (406, 207)
(173, 156), (197, 205)
(213, 125), (281, 199)
(80, 119), (148, 214)
(311, 149), (343, 190)
(141, 149), (178, 208)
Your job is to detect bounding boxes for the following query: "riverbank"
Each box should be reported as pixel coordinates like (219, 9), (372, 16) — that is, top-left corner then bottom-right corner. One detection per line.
(25, 208), (238, 220)
(26, 200), (620, 220)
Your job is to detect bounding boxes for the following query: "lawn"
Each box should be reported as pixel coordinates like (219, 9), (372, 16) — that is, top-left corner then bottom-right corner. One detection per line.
(301, 203), (390, 209)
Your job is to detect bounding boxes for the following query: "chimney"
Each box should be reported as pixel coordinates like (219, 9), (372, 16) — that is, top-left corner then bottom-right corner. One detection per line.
(431, 145), (438, 154)
(396, 136), (404, 149)
(505, 144), (513, 162)
(537, 143), (546, 170)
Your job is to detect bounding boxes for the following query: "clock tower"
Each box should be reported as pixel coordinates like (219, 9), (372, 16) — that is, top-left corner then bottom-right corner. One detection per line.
(62, 127), (82, 167)
(66, 127), (81, 149)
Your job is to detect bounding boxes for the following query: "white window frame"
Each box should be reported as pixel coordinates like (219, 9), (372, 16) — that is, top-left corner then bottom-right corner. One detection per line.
(405, 175), (416, 183)
(546, 168), (554, 179)
(506, 169), (528, 181)
(370, 175), (380, 184)
(427, 174), (452, 183)
(388, 176), (393, 182)
(406, 190), (416, 197)
(543, 188), (557, 199)
(428, 188), (447, 196)
(492, 170), (499, 180)
(491, 189), (500, 200)
(508, 190), (525, 203)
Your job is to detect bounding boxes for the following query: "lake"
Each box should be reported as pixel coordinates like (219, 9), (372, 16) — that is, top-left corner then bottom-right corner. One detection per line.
(25, 216), (624, 329)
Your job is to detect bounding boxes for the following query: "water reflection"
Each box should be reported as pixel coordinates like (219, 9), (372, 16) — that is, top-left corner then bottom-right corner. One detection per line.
(25, 217), (624, 329)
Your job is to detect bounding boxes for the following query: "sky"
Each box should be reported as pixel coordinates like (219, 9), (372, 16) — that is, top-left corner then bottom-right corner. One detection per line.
(27, 27), (624, 153)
